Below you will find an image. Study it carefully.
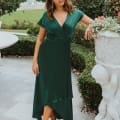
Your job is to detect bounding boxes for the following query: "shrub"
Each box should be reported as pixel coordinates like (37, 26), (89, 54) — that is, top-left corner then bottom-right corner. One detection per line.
(1, 20), (34, 29)
(70, 43), (88, 72)
(71, 43), (102, 111)
(12, 20), (34, 29)
(1, 23), (13, 29)
(72, 0), (105, 18)
(1, 36), (36, 56)
(71, 51), (85, 72)
(78, 52), (102, 111)
(27, 24), (40, 36)
(72, 0), (120, 18)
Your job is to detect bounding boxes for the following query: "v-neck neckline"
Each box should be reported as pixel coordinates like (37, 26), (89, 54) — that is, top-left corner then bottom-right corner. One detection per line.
(53, 12), (68, 28)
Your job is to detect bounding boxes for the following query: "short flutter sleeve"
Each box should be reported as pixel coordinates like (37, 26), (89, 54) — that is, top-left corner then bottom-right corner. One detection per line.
(75, 9), (85, 22)
(37, 12), (47, 28)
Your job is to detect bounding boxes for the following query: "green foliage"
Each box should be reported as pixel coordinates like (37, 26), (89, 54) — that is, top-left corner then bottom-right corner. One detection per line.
(72, 0), (105, 18)
(79, 76), (102, 110)
(1, 19), (34, 29)
(103, 0), (120, 16)
(91, 17), (120, 34)
(72, 0), (120, 18)
(27, 24), (40, 36)
(70, 43), (87, 72)
(0, 0), (26, 15)
(71, 52), (85, 72)
(1, 23), (12, 29)
(71, 43), (102, 111)
(71, 23), (102, 110)
(78, 52), (102, 110)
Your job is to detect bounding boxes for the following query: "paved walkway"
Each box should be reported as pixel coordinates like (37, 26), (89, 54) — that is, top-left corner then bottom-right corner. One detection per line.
(0, 31), (28, 36)
(0, 57), (95, 120)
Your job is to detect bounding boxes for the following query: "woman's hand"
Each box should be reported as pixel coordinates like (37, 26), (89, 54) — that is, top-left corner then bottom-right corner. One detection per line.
(84, 25), (93, 40)
(80, 15), (94, 40)
(32, 60), (39, 75)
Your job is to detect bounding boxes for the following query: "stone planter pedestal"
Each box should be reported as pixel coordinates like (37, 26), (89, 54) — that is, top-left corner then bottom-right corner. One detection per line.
(91, 31), (120, 120)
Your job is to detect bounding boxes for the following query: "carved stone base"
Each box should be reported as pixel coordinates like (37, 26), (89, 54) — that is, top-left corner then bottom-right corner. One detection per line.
(91, 31), (120, 120)
(92, 62), (120, 120)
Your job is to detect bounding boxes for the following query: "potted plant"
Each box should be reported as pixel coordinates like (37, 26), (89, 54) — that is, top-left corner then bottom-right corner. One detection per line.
(90, 8), (120, 120)
(90, 17), (120, 65)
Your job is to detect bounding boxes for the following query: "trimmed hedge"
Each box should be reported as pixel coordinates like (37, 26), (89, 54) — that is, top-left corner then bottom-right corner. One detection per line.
(1, 36), (36, 56)
(71, 43), (102, 111)
(71, 25), (102, 111)
(71, 51), (85, 72)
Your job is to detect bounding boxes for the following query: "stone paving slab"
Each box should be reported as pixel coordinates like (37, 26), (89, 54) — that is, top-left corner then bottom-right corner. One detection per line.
(0, 57), (96, 120)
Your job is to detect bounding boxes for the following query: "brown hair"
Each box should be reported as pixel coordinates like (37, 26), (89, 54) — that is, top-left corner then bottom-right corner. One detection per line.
(45, 0), (75, 19)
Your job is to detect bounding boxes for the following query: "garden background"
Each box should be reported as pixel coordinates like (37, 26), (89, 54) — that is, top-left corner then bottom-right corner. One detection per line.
(0, 0), (120, 114)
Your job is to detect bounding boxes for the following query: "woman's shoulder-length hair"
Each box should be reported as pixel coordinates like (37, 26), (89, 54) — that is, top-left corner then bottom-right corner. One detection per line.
(45, 0), (75, 19)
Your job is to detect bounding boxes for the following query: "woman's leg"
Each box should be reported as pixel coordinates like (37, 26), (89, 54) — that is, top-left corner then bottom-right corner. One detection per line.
(43, 105), (56, 120)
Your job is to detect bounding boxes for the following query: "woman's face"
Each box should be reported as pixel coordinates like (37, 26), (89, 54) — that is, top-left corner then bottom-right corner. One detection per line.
(53, 0), (65, 7)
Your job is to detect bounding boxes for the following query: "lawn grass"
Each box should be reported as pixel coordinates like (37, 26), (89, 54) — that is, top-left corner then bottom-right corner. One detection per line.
(0, 9), (45, 25)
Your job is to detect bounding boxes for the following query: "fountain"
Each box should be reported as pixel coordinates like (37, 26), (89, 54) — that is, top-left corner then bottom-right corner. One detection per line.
(17, 0), (45, 10)
(0, 31), (18, 65)
(0, 31), (18, 50)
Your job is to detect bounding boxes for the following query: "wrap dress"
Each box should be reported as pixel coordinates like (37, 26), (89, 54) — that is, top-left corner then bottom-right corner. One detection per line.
(32, 8), (85, 120)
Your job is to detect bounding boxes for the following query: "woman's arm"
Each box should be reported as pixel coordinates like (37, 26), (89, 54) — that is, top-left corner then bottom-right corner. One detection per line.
(33, 27), (46, 62)
(32, 26), (46, 74)
(80, 15), (94, 40)
(81, 15), (93, 25)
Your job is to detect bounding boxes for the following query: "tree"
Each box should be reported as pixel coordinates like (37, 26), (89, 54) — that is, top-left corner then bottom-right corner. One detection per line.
(72, 0), (105, 18)
(72, 0), (120, 18)
(103, 0), (120, 16)
(0, 0), (26, 15)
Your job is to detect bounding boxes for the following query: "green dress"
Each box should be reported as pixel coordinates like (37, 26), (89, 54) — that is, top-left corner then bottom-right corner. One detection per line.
(32, 8), (85, 120)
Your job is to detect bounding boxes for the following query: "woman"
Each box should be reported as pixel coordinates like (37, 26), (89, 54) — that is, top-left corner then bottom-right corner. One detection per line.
(32, 0), (93, 119)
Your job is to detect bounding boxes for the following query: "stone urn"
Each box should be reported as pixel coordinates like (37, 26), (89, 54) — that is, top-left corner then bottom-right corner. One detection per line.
(91, 31), (120, 120)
